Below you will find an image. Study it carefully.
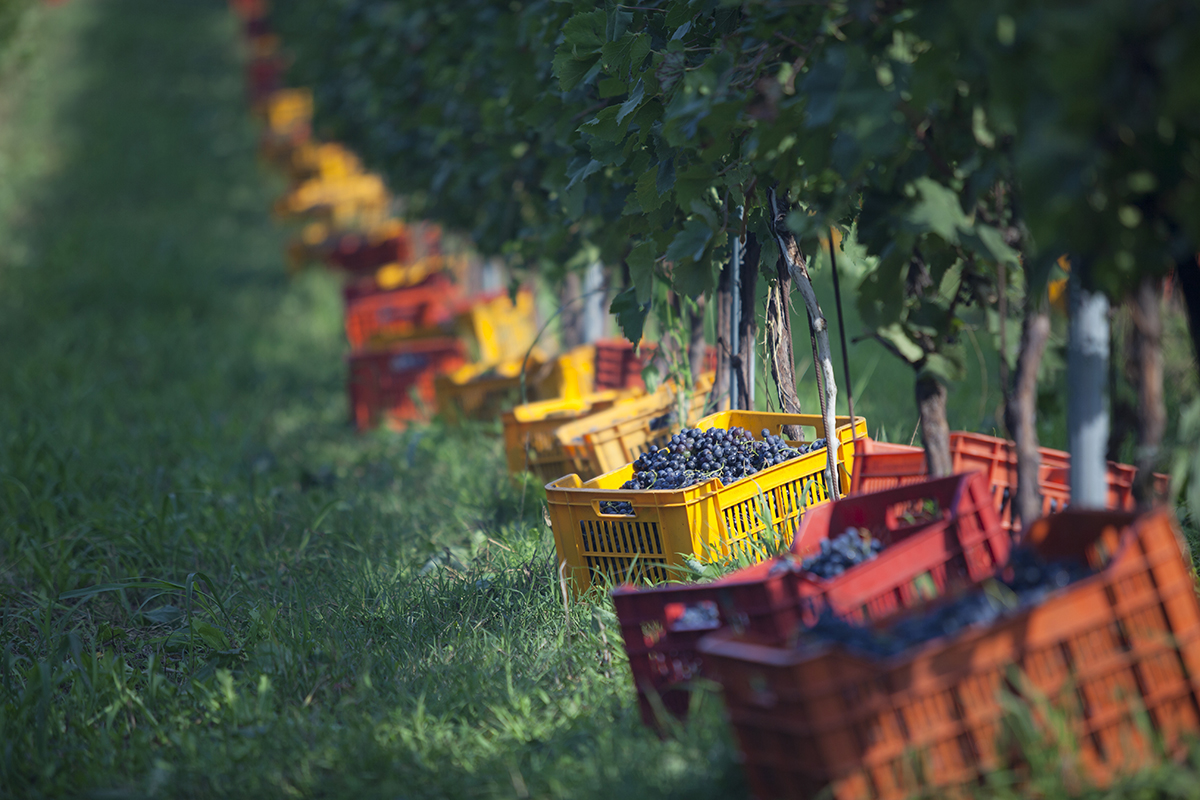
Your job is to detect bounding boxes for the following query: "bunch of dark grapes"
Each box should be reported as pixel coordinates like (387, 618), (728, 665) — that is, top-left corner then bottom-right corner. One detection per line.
(648, 410), (676, 431)
(600, 426), (829, 514)
(801, 528), (884, 580)
(805, 546), (1094, 658)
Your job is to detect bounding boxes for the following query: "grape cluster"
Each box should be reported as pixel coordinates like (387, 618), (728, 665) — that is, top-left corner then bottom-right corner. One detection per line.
(648, 411), (676, 431)
(805, 547), (1093, 658)
(599, 426), (827, 515)
(800, 528), (884, 580)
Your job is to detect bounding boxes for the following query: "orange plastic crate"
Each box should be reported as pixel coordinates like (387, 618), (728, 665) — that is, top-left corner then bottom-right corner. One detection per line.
(700, 507), (1200, 800)
(612, 472), (1010, 727)
(850, 432), (1167, 530)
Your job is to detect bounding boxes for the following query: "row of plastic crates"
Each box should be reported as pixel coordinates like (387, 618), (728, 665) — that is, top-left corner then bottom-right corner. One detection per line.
(698, 505), (1199, 800)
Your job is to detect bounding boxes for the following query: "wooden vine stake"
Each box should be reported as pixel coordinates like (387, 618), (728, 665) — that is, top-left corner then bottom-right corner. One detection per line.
(767, 188), (840, 500)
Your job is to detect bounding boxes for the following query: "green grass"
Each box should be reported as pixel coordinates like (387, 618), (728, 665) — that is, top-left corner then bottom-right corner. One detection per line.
(0, 2), (740, 797)
(2, 2), (1199, 799)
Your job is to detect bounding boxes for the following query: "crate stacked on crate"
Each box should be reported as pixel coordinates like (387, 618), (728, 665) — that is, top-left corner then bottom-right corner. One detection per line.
(698, 506), (1200, 800)
(851, 432), (1170, 530)
(612, 471), (1009, 727)
(546, 408), (867, 595)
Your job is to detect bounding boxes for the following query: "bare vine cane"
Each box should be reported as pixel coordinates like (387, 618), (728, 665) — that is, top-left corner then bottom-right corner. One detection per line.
(767, 187), (841, 501)
(827, 227), (859, 466)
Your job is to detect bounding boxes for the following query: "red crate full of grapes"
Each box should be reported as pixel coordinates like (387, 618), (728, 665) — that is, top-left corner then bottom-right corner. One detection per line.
(699, 507), (1200, 800)
(612, 471), (1011, 727)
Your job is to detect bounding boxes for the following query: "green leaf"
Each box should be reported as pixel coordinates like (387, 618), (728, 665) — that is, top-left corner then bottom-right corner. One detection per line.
(563, 9), (605, 54)
(876, 322), (926, 364)
(601, 32), (651, 77)
(615, 79), (645, 125)
(965, 223), (1020, 267)
(636, 169), (666, 213)
(627, 241), (657, 304)
(606, 8), (633, 42)
(664, 217), (713, 264)
(580, 106), (625, 142)
(904, 177), (968, 243)
(919, 351), (966, 385)
(565, 158), (603, 191)
(553, 49), (599, 92)
(598, 77), (627, 99)
(610, 286), (649, 343)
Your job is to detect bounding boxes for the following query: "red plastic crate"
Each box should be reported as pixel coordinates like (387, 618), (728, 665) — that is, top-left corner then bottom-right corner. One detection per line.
(850, 433), (1166, 530)
(593, 339), (717, 391)
(612, 472), (1011, 727)
(347, 338), (466, 430)
(342, 274), (459, 351)
(699, 507), (1200, 800)
(324, 231), (415, 274)
(246, 57), (284, 105)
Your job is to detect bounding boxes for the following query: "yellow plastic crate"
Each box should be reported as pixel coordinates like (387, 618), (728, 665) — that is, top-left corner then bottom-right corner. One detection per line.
(458, 290), (539, 365)
(265, 88), (313, 136)
(274, 174), (391, 227)
(434, 350), (553, 422)
(435, 345), (598, 423)
(554, 372), (716, 481)
(502, 388), (644, 484)
(545, 410), (868, 594)
(287, 141), (364, 183)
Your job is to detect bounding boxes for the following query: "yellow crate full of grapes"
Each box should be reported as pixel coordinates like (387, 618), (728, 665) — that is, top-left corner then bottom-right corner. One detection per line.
(545, 410), (867, 594)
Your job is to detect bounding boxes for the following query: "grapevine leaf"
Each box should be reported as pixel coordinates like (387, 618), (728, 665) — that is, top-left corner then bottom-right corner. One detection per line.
(553, 50), (599, 91)
(627, 241), (657, 304)
(565, 157), (603, 191)
(664, 217), (713, 264)
(962, 223), (1021, 267)
(919, 351), (966, 385)
(606, 9), (633, 42)
(580, 106), (625, 142)
(601, 32), (650, 77)
(598, 77), (627, 99)
(610, 286), (649, 343)
(904, 177), (968, 243)
(615, 79), (645, 125)
(636, 169), (667, 213)
(563, 9), (605, 55)
(876, 322), (926, 364)
(655, 156), (675, 196)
